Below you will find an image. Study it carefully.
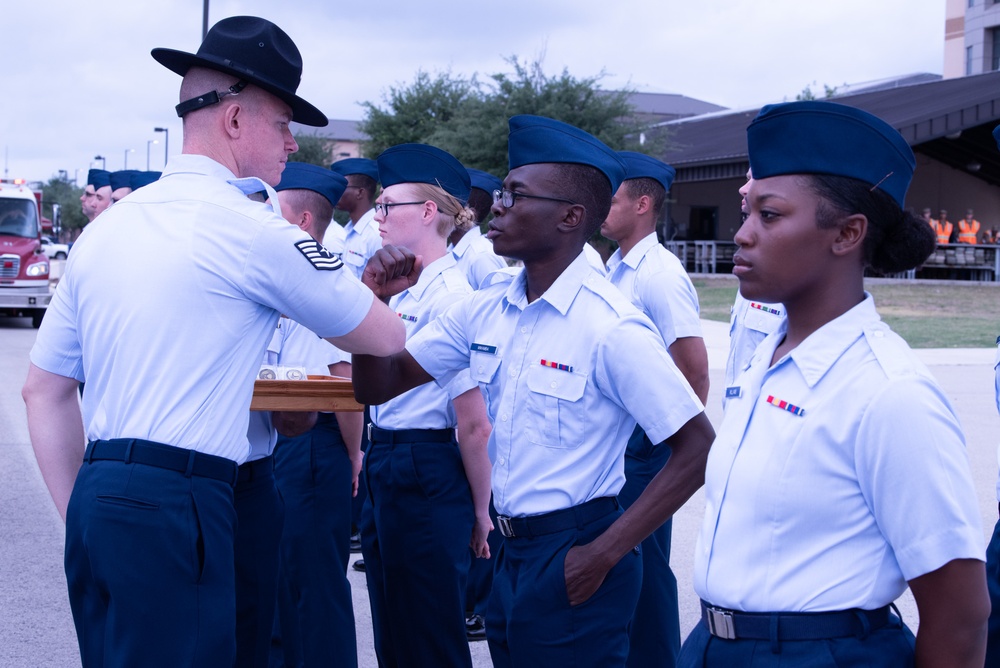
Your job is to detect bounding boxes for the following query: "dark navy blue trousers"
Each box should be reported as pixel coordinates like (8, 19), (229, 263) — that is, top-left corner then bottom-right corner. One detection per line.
(618, 425), (680, 668)
(486, 503), (642, 668)
(465, 498), (502, 616)
(65, 444), (237, 667)
(985, 510), (1000, 666)
(678, 613), (915, 666)
(360, 431), (474, 668)
(233, 455), (283, 668)
(272, 413), (357, 668)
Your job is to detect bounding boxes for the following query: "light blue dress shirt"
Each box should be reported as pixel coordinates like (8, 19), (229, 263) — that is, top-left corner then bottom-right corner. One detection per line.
(696, 295), (984, 612)
(339, 209), (382, 280)
(408, 251), (703, 517)
(450, 226), (506, 290)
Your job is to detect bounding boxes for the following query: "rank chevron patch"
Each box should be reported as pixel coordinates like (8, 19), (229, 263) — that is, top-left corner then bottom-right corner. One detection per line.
(294, 239), (344, 271)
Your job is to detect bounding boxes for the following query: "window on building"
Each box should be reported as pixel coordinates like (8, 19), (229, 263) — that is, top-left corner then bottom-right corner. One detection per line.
(967, 45), (975, 75)
(969, 0), (974, 7)
(992, 29), (1000, 70)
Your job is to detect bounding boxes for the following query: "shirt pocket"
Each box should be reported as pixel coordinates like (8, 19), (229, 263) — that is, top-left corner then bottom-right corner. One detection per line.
(469, 351), (502, 417)
(524, 365), (587, 449)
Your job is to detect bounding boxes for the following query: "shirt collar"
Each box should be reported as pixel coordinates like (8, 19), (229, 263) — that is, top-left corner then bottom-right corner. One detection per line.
(451, 226), (483, 257)
(346, 208), (377, 236)
(399, 253), (457, 302)
(501, 249), (592, 316)
(606, 232), (658, 275)
(161, 155), (280, 213)
(781, 293), (881, 387)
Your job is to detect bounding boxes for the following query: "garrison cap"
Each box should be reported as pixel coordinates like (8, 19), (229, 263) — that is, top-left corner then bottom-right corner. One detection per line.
(507, 115), (626, 192)
(130, 172), (161, 190)
(330, 157), (379, 183)
(376, 144), (471, 203)
(275, 162), (349, 207)
(87, 169), (111, 189)
(617, 151), (676, 191)
(151, 16), (328, 127)
(466, 168), (503, 195)
(747, 101), (914, 208)
(109, 170), (138, 191)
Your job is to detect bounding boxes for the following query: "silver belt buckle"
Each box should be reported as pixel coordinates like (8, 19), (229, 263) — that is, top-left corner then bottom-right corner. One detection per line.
(497, 515), (515, 538)
(705, 606), (736, 640)
(367, 422), (373, 443)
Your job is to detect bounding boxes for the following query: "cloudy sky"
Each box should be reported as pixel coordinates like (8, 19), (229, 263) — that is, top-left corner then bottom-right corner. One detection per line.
(4, 0), (945, 184)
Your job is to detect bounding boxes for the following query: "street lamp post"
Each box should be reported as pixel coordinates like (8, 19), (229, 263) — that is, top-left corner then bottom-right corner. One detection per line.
(94, 155), (106, 170)
(124, 148), (135, 170)
(146, 140), (159, 170)
(154, 127), (169, 168)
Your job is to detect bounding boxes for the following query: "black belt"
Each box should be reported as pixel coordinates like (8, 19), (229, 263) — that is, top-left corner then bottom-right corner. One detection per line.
(496, 496), (619, 539)
(85, 439), (238, 486)
(237, 455), (274, 484)
(367, 425), (454, 445)
(700, 601), (891, 641)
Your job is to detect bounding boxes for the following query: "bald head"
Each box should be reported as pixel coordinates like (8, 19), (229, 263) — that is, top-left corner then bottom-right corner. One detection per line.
(179, 66), (298, 185)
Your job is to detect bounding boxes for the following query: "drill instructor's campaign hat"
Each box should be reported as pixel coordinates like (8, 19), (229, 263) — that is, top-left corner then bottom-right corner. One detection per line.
(151, 16), (328, 127)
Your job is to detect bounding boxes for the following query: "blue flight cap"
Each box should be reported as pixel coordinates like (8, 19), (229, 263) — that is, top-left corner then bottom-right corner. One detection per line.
(130, 172), (161, 190)
(87, 169), (111, 189)
(275, 162), (349, 207)
(993, 125), (1000, 152)
(747, 101), (914, 208)
(376, 144), (471, 203)
(466, 168), (503, 195)
(109, 170), (138, 191)
(617, 151), (676, 191)
(330, 157), (379, 183)
(507, 115), (627, 192)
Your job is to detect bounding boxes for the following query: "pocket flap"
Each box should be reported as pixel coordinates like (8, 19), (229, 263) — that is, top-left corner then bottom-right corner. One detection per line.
(526, 365), (587, 401)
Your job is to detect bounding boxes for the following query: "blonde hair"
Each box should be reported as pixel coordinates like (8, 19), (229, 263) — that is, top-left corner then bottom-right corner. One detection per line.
(406, 182), (476, 237)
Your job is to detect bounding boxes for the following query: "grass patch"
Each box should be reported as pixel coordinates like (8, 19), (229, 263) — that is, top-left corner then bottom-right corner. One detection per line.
(692, 276), (1000, 348)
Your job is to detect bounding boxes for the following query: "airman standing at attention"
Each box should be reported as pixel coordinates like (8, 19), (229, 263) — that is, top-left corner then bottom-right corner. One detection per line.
(352, 115), (714, 668)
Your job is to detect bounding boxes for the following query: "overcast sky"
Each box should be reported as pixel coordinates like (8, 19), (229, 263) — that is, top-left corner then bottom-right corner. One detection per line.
(4, 0), (946, 184)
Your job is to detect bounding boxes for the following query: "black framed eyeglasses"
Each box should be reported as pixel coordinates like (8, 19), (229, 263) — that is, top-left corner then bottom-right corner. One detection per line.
(373, 201), (425, 216)
(492, 188), (577, 209)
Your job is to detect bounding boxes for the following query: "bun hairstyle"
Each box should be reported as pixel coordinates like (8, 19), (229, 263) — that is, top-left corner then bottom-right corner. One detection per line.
(407, 182), (475, 237)
(808, 174), (936, 275)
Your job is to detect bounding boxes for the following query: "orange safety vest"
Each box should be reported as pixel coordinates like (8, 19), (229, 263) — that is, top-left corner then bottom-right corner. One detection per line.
(958, 219), (980, 244)
(935, 221), (952, 245)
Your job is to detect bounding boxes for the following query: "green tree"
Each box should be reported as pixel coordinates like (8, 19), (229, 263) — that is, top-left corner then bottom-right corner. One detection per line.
(292, 133), (334, 167)
(360, 70), (478, 158)
(359, 57), (654, 178)
(42, 176), (86, 235)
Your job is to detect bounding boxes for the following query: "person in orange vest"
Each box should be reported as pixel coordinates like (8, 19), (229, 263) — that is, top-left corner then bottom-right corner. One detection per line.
(958, 209), (981, 244)
(935, 209), (953, 245)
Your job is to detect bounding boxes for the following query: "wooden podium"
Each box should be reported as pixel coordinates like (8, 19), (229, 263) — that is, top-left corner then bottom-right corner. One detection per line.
(249, 375), (363, 412)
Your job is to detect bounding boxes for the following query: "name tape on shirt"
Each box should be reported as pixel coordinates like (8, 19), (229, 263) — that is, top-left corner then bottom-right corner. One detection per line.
(725, 386), (742, 398)
(294, 239), (344, 271)
(471, 343), (497, 355)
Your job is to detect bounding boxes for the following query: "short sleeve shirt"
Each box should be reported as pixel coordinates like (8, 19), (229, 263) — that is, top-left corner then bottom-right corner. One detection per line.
(408, 251), (703, 517)
(30, 155), (374, 463)
(340, 209), (382, 280)
(725, 293), (784, 390)
(605, 232), (703, 349)
(371, 254), (476, 430)
(695, 295), (984, 612)
(450, 226), (507, 289)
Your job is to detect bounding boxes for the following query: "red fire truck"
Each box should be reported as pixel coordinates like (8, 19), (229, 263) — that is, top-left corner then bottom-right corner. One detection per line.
(0, 179), (51, 328)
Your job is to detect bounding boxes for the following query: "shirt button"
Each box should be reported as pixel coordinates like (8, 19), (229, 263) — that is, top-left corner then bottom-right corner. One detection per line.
(497, 456), (506, 466)
(478, 366), (484, 373)
(501, 413), (509, 422)
(520, 326), (527, 333)
(509, 368), (517, 378)
(874, 330), (884, 338)
(550, 381), (557, 388)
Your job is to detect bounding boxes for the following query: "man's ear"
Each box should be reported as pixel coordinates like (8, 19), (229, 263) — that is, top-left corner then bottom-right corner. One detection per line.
(223, 102), (242, 139)
(555, 203), (587, 234)
(297, 210), (312, 232)
(635, 194), (652, 216)
(832, 213), (867, 256)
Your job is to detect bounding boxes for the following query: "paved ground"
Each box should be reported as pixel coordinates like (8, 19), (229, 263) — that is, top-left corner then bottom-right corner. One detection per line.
(1, 314), (997, 667)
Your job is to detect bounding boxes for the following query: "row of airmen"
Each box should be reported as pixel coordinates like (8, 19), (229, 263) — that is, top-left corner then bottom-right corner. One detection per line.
(20, 15), (1000, 668)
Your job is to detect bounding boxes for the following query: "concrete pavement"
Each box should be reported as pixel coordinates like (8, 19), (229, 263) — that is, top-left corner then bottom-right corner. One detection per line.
(1, 315), (997, 666)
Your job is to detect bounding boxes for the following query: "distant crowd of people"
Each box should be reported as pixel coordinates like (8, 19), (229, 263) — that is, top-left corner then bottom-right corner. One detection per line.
(922, 207), (999, 244)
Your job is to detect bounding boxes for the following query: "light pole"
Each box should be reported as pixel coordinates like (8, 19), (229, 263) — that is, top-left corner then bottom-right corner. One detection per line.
(154, 127), (169, 168)
(124, 148), (135, 170)
(94, 155), (106, 170)
(146, 140), (159, 170)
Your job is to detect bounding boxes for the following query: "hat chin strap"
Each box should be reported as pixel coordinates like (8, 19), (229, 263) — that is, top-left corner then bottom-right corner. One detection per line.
(175, 79), (249, 118)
